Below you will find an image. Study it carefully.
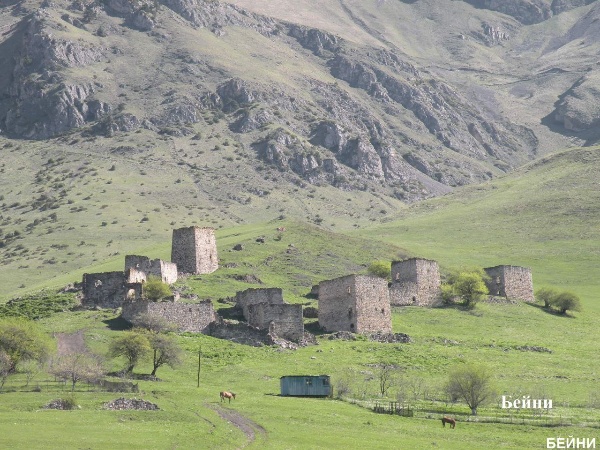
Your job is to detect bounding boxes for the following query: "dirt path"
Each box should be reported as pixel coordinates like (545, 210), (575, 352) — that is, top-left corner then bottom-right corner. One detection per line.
(207, 403), (267, 448)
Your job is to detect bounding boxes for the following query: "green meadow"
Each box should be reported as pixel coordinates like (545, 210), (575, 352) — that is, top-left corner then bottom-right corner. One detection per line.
(1, 147), (599, 449)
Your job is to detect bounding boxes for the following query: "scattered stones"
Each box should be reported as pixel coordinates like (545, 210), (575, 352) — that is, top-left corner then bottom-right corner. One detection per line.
(233, 244), (244, 251)
(103, 398), (159, 411)
(327, 331), (357, 341)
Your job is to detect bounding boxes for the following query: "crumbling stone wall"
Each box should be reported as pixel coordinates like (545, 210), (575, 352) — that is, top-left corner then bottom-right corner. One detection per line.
(171, 226), (218, 275)
(126, 267), (147, 284)
(235, 288), (284, 320)
(484, 265), (534, 302)
(121, 299), (216, 333)
(247, 303), (304, 341)
(390, 258), (441, 306)
(318, 275), (391, 333)
(82, 272), (142, 309)
(124, 255), (178, 284)
(209, 321), (272, 346)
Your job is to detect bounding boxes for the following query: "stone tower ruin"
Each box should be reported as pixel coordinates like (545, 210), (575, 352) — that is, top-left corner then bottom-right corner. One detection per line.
(318, 275), (391, 334)
(124, 255), (178, 284)
(484, 265), (534, 302)
(171, 226), (218, 275)
(389, 258), (441, 307)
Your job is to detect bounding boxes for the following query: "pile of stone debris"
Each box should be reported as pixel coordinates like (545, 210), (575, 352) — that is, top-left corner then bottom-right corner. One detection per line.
(103, 398), (159, 410)
(43, 399), (78, 410)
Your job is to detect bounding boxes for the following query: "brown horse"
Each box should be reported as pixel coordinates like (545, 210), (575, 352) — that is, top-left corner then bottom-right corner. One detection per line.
(441, 417), (456, 428)
(220, 391), (236, 403)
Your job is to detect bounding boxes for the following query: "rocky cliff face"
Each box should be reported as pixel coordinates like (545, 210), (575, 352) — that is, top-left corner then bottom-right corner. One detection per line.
(1, 13), (109, 138)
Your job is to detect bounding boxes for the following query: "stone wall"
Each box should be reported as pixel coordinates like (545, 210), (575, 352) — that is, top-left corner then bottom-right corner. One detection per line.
(390, 258), (441, 306)
(125, 267), (146, 284)
(82, 272), (142, 309)
(318, 275), (391, 333)
(484, 265), (534, 302)
(171, 226), (218, 275)
(235, 287), (284, 319)
(209, 321), (272, 346)
(247, 303), (304, 341)
(124, 255), (178, 284)
(121, 299), (216, 333)
(389, 281), (418, 306)
(354, 276), (392, 333)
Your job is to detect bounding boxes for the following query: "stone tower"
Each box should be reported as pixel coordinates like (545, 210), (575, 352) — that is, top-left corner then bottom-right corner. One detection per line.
(484, 265), (534, 302)
(171, 226), (218, 275)
(389, 258), (441, 306)
(318, 275), (391, 333)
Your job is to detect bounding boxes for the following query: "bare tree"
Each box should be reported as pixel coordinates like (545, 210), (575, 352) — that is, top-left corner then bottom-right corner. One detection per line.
(19, 360), (43, 387)
(446, 364), (495, 415)
(50, 353), (105, 391)
(376, 364), (402, 397)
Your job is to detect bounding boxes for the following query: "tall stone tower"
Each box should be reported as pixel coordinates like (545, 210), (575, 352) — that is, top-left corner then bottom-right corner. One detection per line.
(484, 265), (534, 302)
(171, 226), (218, 275)
(389, 258), (441, 306)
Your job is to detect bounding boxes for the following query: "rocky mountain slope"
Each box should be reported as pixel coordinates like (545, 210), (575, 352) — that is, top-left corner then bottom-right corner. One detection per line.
(1, 0), (598, 199)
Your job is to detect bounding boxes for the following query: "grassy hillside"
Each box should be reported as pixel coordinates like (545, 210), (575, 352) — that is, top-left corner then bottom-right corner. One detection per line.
(357, 146), (600, 309)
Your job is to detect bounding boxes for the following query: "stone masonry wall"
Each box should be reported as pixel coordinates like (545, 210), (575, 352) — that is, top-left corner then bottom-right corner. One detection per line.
(318, 275), (391, 333)
(122, 299), (216, 333)
(389, 281), (418, 306)
(247, 303), (304, 341)
(390, 258), (441, 306)
(125, 255), (178, 284)
(171, 227), (218, 275)
(318, 275), (357, 332)
(484, 265), (534, 302)
(235, 288), (284, 320)
(354, 276), (392, 333)
(82, 272), (142, 309)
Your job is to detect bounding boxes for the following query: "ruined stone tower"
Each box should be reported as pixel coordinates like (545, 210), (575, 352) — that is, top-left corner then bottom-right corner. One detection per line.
(484, 265), (534, 302)
(318, 275), (391, 334)
(389, 258), (441, 307)
(171, 226), (218, 275)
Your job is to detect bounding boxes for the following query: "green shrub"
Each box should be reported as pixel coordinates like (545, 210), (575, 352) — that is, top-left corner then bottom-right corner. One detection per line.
(367, 261), (391, 280)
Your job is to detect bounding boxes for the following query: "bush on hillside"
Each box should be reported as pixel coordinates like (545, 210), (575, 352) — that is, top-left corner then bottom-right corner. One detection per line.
(143, 276), (172, 302)
(367, 261), (391, 280)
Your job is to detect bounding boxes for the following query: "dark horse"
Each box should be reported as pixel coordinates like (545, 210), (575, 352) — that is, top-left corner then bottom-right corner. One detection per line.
(220, 391), (236, 403)
(441, 417), (456, 428)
